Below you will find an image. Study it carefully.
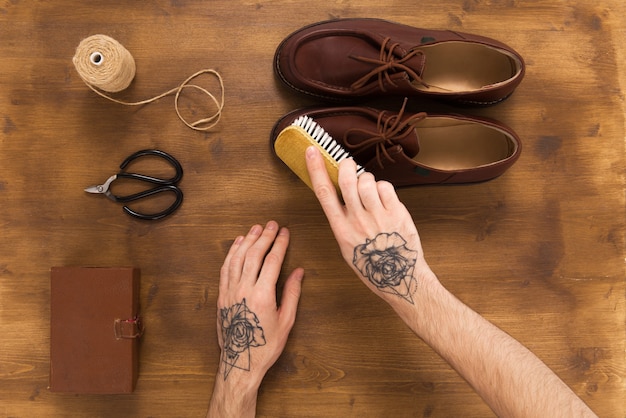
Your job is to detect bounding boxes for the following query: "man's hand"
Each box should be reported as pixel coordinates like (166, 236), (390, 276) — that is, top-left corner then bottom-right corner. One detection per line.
(208, 221), (303, 418)
(305, 146), (433, 306)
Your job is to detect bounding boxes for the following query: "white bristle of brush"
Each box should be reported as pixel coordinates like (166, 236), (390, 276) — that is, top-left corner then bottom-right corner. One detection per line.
(292, 116), (365, 175)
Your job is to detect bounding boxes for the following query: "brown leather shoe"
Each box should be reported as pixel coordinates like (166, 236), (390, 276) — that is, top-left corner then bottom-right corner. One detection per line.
(274, 18), (525, 106)
(271, 100), (521, 186)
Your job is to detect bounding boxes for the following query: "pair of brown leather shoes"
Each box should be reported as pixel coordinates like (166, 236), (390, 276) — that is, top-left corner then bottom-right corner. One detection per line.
(271, 18), (524, 186)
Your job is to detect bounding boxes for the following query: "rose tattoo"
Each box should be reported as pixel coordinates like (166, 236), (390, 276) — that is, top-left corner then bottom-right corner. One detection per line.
(353, 232), (418, 303)
(220, 298), (266, 380)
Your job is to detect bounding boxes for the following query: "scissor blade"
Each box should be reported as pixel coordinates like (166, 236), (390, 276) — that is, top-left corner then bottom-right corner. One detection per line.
(84, 174), (117, 194)
(84, 185), (104, 194)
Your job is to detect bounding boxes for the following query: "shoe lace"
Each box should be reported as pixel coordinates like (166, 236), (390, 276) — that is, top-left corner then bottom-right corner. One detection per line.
(349, 37), (427, 92)
(343, 98), (426, 169)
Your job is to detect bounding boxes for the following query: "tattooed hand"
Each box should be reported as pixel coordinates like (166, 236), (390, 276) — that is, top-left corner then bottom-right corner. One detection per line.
(305, 146), (432, 306)
(219, 298), (266, 379)
(208, 221), (304, 418)
(353, 232), (419, 304)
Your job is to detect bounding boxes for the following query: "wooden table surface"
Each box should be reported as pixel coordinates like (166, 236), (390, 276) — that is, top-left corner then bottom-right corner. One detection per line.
(1, 1), (624, 417)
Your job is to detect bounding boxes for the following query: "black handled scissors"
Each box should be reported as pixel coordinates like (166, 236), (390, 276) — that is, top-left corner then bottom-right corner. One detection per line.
(85, 149), (184, 220)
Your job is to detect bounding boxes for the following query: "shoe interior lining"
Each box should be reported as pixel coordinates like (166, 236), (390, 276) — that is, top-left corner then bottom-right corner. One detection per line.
(413, 118), (516, 170)
(414, 42), (521, 93)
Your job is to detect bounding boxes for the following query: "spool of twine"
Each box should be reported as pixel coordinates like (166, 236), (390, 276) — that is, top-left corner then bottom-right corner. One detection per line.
(72, 34), (224, 131)
(73, 34), (136, 92)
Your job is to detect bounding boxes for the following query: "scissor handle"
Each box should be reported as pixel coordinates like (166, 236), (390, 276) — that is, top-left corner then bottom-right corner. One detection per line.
(121, 185), (184, 221)
(118, 149), (183, 185)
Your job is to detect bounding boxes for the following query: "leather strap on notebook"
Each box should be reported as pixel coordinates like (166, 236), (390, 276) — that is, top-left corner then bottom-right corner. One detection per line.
(114, 316), (144, 339)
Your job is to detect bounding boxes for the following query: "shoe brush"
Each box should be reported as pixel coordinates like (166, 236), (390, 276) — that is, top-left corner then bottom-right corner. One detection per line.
(274, 116), (365, 192)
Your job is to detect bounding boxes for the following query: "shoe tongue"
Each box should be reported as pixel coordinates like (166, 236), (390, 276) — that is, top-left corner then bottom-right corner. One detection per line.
(348, 42), (426, 86)
(385, 49), (426, 82)
(403, 50), (426, 77)
(377, 108), (422, 158)
(390, 127), (420, 158)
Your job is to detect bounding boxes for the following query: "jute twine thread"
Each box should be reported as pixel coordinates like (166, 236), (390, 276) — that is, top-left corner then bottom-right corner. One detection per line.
(72, 34), (224, 131)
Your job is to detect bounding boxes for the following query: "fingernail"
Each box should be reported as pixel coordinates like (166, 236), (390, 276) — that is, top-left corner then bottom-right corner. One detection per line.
(266, 220), (278, 230)
(233, 236), (244, 245)
(249, 225), (262, 235)
(306, 146), (318, 159)
(279, 227), (289, 236)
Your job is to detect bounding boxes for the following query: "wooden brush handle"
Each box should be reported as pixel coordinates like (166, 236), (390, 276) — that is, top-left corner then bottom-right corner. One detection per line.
(274, 125), (340, 193)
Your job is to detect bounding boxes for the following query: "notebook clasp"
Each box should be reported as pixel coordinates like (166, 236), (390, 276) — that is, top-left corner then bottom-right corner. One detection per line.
(114, 316), (144, 340)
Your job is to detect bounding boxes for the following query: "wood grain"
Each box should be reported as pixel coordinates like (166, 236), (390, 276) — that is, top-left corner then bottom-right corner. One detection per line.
(1, 1), (624, 416)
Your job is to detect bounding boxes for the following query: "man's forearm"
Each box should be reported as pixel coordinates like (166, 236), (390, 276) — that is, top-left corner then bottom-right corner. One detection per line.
(207, 368), (261, 418)
(396, 272), (597, 418)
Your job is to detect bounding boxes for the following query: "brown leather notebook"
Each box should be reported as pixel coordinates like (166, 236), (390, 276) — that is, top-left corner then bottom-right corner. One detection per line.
(50, 267), (142, 394)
